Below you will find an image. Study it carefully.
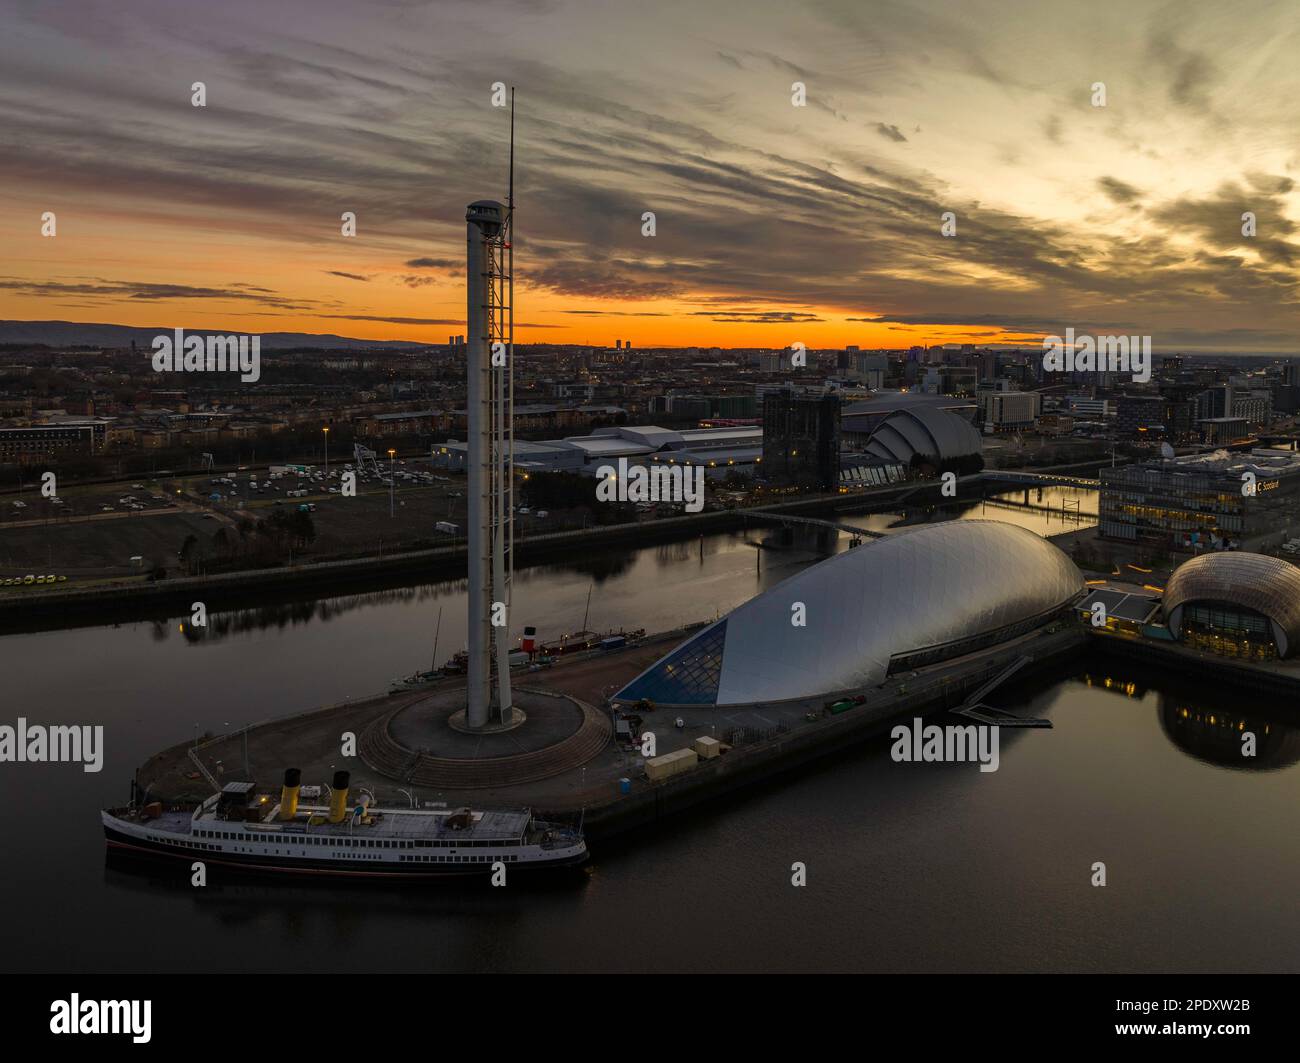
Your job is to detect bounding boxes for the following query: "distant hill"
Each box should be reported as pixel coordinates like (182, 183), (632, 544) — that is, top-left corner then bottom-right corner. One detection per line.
(0, 320), (427, 350)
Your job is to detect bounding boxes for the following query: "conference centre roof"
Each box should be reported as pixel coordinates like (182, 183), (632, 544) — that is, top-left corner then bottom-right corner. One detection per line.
(863, 406), (984, 466)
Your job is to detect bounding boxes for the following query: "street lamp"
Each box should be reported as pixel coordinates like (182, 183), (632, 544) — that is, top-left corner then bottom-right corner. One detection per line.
(322, 426), (330, 479)
(387, 448), (396, 517)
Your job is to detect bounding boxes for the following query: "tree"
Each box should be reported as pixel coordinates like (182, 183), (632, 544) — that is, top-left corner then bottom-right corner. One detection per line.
(178, 533), (199, 574)
(286, 509), (315, 547)
(212, 526), (232, 561)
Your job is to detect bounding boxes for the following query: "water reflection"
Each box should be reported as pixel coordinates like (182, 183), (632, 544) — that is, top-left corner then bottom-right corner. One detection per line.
(164, 527), (843, 645)
(534, 549), (639, 582)
(1078, 672), (1147, 700)
(1159, 699), (1300, 771)
(103, 850), (591, 960)
(1074, 666), (1300, 770)
(167, 584), (466, 643)
(841, 487), (1098, 537)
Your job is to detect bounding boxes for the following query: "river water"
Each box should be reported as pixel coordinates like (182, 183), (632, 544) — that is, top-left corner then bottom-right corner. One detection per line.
(4, 490), (1298, 972)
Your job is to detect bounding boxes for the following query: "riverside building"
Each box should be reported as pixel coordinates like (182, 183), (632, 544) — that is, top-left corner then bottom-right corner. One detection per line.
(1098, 448), (1300, 552)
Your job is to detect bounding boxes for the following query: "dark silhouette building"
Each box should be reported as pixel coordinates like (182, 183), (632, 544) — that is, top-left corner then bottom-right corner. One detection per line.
(761, 388), (840, 490)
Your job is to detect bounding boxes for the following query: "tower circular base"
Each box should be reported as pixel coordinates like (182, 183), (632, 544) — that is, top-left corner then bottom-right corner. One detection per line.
(359, 686), (610, 788)
(447, 706), (528, 734)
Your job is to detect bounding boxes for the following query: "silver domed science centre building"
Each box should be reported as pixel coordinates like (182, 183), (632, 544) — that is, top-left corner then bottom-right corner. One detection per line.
(613, 521), (1085, 708)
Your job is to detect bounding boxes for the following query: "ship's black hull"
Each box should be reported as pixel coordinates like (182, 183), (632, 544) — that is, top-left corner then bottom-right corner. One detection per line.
(104, 826), (588, 879)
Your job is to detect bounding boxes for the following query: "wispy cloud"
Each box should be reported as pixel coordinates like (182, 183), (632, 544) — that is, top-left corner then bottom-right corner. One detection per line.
(0, 0), (1296, 350)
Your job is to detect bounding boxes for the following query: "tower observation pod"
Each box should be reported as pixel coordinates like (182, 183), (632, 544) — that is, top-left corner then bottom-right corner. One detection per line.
(465, 199), (515, 729)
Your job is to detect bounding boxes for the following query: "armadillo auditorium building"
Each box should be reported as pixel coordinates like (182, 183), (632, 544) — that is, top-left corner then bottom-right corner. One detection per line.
(612, 520), (1085, 708)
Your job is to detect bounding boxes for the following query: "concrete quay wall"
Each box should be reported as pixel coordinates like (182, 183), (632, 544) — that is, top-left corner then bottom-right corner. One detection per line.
(582, 626), (1087, 841)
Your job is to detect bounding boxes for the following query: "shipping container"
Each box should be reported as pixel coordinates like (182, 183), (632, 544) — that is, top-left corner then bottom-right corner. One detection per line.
(693, 736), (721, 759)
(645, 747), (698, 782)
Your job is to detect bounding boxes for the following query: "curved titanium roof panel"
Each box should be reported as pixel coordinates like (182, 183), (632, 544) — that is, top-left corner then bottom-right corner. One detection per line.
(615, 520), (1083, 706)
(1163, 552), (1300, 657)
(888, 415), (936, 456)
(864, 423), (911, 463)
(862, 406), (983, 465)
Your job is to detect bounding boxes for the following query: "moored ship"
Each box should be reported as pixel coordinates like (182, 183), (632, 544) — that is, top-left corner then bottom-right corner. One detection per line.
(388, 668), (445, 693)
(103, 769), (587, 878)
(541, 627), (646, 656)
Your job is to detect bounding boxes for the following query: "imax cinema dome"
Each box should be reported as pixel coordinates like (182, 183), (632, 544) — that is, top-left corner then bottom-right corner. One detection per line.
(614, 520), (1083, 707)
(1163, 552), (1300, 659)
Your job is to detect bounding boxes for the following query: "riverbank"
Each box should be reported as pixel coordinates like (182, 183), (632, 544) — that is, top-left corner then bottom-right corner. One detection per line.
(1088, 628), (1300, 694)
(0, 464), (1107, 631)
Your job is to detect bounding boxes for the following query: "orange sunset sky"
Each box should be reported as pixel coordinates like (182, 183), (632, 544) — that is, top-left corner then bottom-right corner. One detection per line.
(2, 0), (1298, 353)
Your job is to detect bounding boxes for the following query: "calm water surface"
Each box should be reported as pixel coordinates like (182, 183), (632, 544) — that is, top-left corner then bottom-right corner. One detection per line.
(5, 493), (1296, 972)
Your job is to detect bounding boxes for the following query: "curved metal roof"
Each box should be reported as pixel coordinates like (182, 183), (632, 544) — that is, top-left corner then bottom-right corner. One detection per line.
(863, 406), (983, 465)
(1163, 552), (1300, 657)
(614, 520), (1083, 706)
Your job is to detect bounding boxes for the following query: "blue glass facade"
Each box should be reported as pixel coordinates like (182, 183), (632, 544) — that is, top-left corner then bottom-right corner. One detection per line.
(617, 621), (728, 705)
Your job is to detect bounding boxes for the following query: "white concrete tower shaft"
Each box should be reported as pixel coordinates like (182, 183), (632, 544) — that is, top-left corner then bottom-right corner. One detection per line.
(465, 199), (514, 729)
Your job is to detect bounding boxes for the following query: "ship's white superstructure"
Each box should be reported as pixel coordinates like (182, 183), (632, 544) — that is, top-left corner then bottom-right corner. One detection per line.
(104, 772), (585, 878)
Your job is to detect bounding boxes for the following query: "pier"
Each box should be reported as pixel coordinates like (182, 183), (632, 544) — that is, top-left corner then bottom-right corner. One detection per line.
(950, 655), (1053, 727)
(137, 622), (1087, 842)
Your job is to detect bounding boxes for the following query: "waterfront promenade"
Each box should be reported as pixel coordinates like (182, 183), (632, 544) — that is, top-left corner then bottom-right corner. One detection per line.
(137, 622), (1087, 841)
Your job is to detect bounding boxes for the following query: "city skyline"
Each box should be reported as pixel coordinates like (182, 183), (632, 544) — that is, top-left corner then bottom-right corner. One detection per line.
(1, 0), (1298, 353)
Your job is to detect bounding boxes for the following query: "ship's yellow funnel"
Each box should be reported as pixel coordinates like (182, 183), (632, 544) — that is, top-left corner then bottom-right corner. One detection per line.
(278, 768), (301, 821)
(328, 769), (350, 824)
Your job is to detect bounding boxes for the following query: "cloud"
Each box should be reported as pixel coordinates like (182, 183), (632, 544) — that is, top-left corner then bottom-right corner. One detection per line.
(0, 276), (314, 309)
(1149, 177), (1299, 267)
(318, 313), (564, 328)
(0, 1), (1297, 351)
(691, 309), (823, 323)
(1146, 30), (1221, 112)
(560, 309), (672, 317)
(318, 314), (459, 325)
(1097, 176), (1142, 204)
